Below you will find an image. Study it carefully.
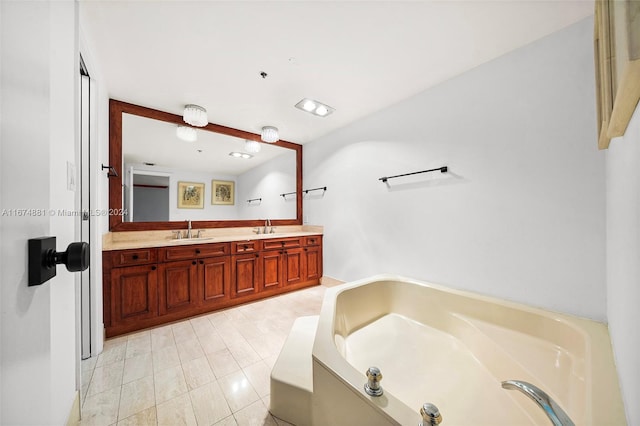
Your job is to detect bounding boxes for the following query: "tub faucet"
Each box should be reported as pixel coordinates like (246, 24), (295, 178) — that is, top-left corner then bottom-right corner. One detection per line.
(420, 403), (442, 426)
(186, 220), (192, 238)
(364, 366), (383, 397)
(501, 380), (574, 426)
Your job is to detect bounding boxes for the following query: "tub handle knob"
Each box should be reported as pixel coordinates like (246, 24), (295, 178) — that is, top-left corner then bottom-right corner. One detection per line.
(420, 402), (442, 425)
(364, 366), (383, 397)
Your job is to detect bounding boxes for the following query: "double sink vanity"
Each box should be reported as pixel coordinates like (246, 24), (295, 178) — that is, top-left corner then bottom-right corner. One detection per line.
(102, 226), (323, 337)
(103, 100), (322, 337)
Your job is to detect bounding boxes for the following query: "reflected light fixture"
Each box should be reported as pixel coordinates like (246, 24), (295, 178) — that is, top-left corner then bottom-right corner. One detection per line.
(261, 126), (279, 143)
(183, 104), (208, 127)
(244, 139), (261, 153)
(229, 152), (253, 159)
(176, 125), (197, 142)
(295, 98), (335, 117)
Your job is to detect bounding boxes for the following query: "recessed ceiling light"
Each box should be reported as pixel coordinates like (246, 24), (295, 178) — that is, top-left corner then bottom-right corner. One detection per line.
(229, 152), (253, 159)
(295, 98), (335, 117)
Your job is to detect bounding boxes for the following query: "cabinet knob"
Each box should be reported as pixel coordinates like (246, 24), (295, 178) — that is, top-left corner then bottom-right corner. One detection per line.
(132, 254), (139, 260)
(243, 244), (248, 250)
(195, 249), (201, 254)
(200, 260), (204, 264)
(151, 266), (157, 270)
(304, 248), (308, 251)
(255, 254), (259, 258)
(192, 261), (197, 265)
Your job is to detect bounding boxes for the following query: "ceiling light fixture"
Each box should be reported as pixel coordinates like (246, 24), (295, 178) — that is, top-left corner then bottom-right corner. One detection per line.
(295, 98), (335, 117)
(261, 126), (279, 143)
(176, 125), (197, 142)
(244, 139), (261, 153)
(183, 104), (208, 127)
(229, 152), (253, 159)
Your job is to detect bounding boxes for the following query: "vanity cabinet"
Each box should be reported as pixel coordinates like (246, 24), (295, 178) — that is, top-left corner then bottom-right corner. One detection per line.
(103, 235), (322, 337)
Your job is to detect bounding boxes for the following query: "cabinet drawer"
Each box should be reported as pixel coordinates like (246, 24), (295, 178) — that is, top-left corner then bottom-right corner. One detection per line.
(161, 243), (229, 261)
(111, 248), (157, 267)
(305, 235), (322, 246)
(262, 237), (302, 250)
(232, 241), (260, 254)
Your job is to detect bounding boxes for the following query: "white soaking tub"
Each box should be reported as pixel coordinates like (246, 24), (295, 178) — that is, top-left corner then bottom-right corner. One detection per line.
(311, 275), (625, 425)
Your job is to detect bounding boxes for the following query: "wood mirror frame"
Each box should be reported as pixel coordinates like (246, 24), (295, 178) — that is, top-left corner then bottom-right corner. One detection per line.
(108, 99), (302, 231)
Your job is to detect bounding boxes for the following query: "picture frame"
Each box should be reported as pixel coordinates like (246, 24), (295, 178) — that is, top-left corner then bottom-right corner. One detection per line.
(177, 181), (205, 209)
(212, 180), (235, 205)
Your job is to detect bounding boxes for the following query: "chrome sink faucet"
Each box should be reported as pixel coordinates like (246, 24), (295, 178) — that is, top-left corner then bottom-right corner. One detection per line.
(264, 219), (270, 234)
(186, 219), (192, 239)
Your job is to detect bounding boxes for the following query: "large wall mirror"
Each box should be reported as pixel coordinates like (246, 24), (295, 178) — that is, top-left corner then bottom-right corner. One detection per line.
(109, 100), (302, 231)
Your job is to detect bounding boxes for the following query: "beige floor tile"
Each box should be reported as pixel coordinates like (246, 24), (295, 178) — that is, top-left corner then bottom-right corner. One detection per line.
(156, 393), (197, 426)
(152, 344), (180, 374)
(123, 352), (153, 384)
(176, 338), (205, 363)
(214, 415), (238, 426)
(207, 349), (241, 378)
(189, 381), (232, 425)
(228, 340), (261, 368)
(154, 365), (188, 404)
(261, 394), (270, 408)
(233, 319), (264, 341)
(125, 333), (151, 359)
(96, 342), (127, 368)
(118, 375), (155, 420)
(87, 361), (124, 397)
(243, 361), (271, 398)
(190, 316), (217, 338)
(215, 325), (247, 347)
(246, 333), (286, 359)
(218, 370), (260, 413)
(151, 325), (175, 351)
(272, 416), (295, 426)
(80, 386), (121, 426)
(172, 321), (197, 343)
(82, 356), (98, 374)
(198, 331), (227, 354)
(182, 356), (215, 391)
(117, 406), (156, 426)
(233, 400), (277, 426)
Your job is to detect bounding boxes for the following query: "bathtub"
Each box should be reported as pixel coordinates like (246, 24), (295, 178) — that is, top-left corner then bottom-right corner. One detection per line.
(311, 275), (625, 425)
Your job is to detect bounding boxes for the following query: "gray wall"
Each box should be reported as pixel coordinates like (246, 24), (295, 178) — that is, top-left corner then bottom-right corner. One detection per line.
(304, 18), (606, 321)
(133, 186), (170, 222)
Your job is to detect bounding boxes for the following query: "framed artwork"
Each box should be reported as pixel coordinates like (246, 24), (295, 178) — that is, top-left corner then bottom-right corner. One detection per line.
(212, 180), (235, 205)
(177, 181), (204, 209)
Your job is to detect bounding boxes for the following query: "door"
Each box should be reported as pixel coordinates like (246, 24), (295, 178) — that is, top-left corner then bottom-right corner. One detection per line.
(231, 253), (260, 298)
(79, 62), (92, 359)
(199, 256), (231, 307)
(158, 260), (198, 315)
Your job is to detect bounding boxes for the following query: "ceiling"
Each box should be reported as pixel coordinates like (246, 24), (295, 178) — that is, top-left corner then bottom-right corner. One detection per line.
(80, 0), (594, 144)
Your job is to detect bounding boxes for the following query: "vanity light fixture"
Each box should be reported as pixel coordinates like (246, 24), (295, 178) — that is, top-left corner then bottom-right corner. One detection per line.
(176, 125), (197, 142)
(244, 139), (261, 153)
(183, 104), (208, 127)
(261, 126), (279, 143)
(295, 98), (335, 117)
(229, 152), (253, 159)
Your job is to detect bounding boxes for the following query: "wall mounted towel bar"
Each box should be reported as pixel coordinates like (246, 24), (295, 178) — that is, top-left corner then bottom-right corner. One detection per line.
(247, 198), (262, 204)
(280, 186), (327, 198)
(379, 166), (447, 183)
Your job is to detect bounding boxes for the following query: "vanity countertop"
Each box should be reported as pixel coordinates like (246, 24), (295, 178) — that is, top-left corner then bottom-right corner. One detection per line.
(102, 225), (323, 251)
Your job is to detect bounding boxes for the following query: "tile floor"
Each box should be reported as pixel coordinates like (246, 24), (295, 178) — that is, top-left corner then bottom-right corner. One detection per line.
(79, 284), (330, 426)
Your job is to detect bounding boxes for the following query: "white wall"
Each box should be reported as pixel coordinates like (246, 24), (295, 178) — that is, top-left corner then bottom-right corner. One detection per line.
(606, 103), (640, 425)
(236, 150), (297, 220)
(304, 18), (606, 320)
(1, 1), (79, 423)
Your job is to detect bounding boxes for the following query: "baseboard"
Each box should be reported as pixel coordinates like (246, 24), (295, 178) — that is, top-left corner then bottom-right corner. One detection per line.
(65, 390), (81, 426)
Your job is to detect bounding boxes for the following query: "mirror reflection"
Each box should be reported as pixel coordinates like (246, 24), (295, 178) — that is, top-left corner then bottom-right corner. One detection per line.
(122, 113), (297, 223)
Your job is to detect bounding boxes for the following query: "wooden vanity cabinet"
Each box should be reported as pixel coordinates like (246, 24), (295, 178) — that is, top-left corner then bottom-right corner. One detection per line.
(104, 235), (322, 337)
(104, 248), (160, 334)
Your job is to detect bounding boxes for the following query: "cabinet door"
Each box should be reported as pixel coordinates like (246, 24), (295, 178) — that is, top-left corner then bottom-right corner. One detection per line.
(231, 253), (260, 298)
(199, 256), (231, 307)
(304, 245), (322, 281)
(260, 250), (283, 291)
(284, 247), (305, 286)
(158, 260), (198, 315)
(111, 264), (158, 325)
